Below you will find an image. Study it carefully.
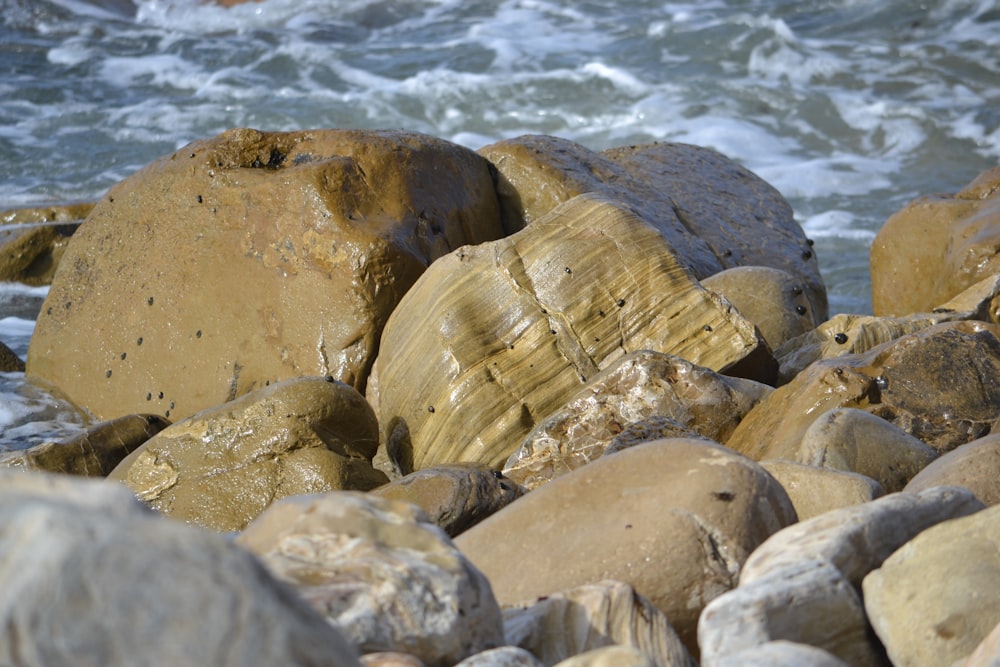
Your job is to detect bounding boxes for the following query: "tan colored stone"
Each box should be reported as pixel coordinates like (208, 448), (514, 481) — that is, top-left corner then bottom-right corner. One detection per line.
(373, 194), (771, 473)
(728, 321), (1000, 461)
(759, 460), (883, 521)
(238, 492), (503, 667)
(454, 648), (543, 667)
(480, 136), (826, 320)
(701, 266), (816, 350)
(109, 376), (387, 532)
(0, 202), (91, 285)
(797, 407), (938, 492)
(503, 350), (771, 489)
(960, 620), (1000, 667)
(871, 166), (1000, 316)
(905, 432), (1000, 505)
(740, 486), (984, 589)
(360, 654), (426, 667)
(0, 339), (23, 372)
(27, 128), (504, 421)
(709, 642), (849, 667)
(0, 413), (169, 476)
(503, 580), (695, 667)
(863, 504), (1000, 667)
(455, 438), (797, 656)
(552, 646), (656, 667)
(369, 463), (525, 537)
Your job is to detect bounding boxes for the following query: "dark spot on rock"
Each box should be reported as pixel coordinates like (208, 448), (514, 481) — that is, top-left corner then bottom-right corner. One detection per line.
(147, 297), (154, 306)
(108, 196), (114, 203)
(834, 332), (848, 344)
(594, 336), (601, 342)
(265, 380), (270, 386)
(540, 309), (547, 314)
(802, 249), (813, 260)
(158, 391), (164, 399)
(146, 393), (151, 401)
(428, 405), (435, 413)
(196, 195), (203, 203)
(65, 301), (71, 309)
(617, 299), (626, 307)
(712, 490), (735, 502)
(508, 344), (514, 350)
(807, 238), (815, 246)
(834, 368), (844, 377)
(550, 329), (557, 335)
(46, 307), (52, 315)
(704, 324), (713, 332)
(491, 470), (503, 479)
(625, 524), (633, 529)
(325, 375), (335, 382)
(165, 410), (170, 418)
(795, 305), (808, 315)
(136, 337), (143, 345)
(105, 370), (112, 378)
(196, 330), (202, 338)
(722, 249), (732, 257)
(791, 285), (803, 295)
(169, 401), (175, 409)
(499, 482), (512, 491)
(120, 352), (126, 360)
(564, 267), (572, 274)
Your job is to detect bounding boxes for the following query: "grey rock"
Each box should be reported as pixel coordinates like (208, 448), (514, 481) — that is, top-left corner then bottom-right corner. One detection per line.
(710, 641), (850, 667)
(453, 647), (544, 667)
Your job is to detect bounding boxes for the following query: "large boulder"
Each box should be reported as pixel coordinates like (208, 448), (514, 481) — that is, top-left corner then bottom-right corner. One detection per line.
(480, 136), (826, 319)
(871, 166), (1000, 316)
(372, 194), (772, 472)
(727, 321), (1000, 461)
(0, 469), (361, 667)
(905, 432), (1000, 505)
(455, 438), (797, 656)
(0, 202), (90, 285)
(237, 492), (504, 667)
(109, 376), (387, 532)
(759, 460), (883, 521)
(26, 128), (504, 421)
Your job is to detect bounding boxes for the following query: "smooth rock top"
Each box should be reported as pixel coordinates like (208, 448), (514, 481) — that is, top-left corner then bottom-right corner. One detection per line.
(904, 432), (1000, 505)
(27, 128), (504, 420)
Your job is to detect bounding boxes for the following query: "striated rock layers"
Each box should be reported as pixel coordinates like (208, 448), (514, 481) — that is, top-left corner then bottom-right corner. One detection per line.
(26, 128), (504, 421)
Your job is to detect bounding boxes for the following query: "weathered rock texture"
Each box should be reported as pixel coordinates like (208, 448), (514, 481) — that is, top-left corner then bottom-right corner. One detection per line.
(728, 321), (1000, 461)
(237, 492), (504, 667)
(863, 504), (1000, 667)
(905, 432), (1000, 505)
(26, 128), (504, 421)
(455, 438), (797, 656)
(480, 135), (826, 319)
(0, 469), (361, 667)
(369, 463), (525, 537)
(503, 350), (771, 489)
(109, 376), (387, 532)
(503, 580), (695, 667)
(759, 460), (883, 521)
(871, 165), (1000, 316)
(374, 194), (771, 472)
(0, 202), (90, 285)
(0, 413), (169, 475)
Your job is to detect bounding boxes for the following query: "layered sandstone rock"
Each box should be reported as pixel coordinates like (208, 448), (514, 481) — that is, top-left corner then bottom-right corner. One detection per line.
(27, 128), (503, 421)
(455, 438), (797, 656)
(728, 321), (1000, 461)
(109, 376), (387, 532)
(238, 492), (504, 667)
(0, 469), (360, 667)
(503, 350), (772, 489)
(480, 135), (826, 319)
(0, 202), (91, 285)
(871, 166), (1000, 316)
(373, 194), (771, 473)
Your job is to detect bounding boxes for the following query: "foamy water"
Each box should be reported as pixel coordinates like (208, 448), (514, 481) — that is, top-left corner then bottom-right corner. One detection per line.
(2, 0), (999, 447)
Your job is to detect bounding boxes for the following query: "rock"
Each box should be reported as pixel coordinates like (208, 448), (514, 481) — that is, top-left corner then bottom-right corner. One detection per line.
(480, 135), (826, 319)
(237, 491), (503, 667)
(454, 647), (544, 667)
(27, 128), (504, 421)
(108, 376), (387, 532)
(360, 655), (426, 667)
(863, 504), (1000, 667)
(551, 646), (656, 667)
(709, 642), (849, 667)
(759, 460), (884, 521)
(0, 202), (90, 285)
(503, 580), (695, 667)
(871, 166), (1000, 316)
(503, 350), (772, 489)
(455, 438), (797, 656)
(369, 463), (526, 537)
(740, 486), (985, 588)
(701, 266), (817, 350)
(698, 558), (884, 667)
(775, 272), (1000, 382)
(797, 408), (938, 492)
(0, 469), (361, 667)
(727, 321), (1000, 461)
(960, 620), (1000, 667)
(0, 339), (24, 372)
(904, 433), (1000, 505)
(0, 413), (169, 475)
(373, 193), (772, 473)
(602, 415), (712, 454)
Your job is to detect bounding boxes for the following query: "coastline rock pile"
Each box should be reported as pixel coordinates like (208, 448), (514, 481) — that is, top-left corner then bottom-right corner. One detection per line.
(1, 128), (1000, 666)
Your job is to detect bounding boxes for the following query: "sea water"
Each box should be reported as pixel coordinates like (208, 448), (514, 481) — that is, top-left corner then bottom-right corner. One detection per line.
(1, 0), (999, 448)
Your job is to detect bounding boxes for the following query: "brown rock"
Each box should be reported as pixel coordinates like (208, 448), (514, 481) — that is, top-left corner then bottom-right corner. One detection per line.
(369, 463), (526, 537)
(863, 504), (1000, 667)
(905, 432), (1000, 506)
(455, 438), (797, 656)
(0, 203), (90, 285)
(759, 460), (884, 521)
(27, 128), (504, 421)
(727, 321), (1000, 461)
(503, 350), (772, 489)
(0, 339), (24, 372)
(0, 413), (169, 476)
(871, 166), (1000, 316)
(109, 376), (387, 532)
(373, 193), (771, 473)
(480, 136), (826, 319)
